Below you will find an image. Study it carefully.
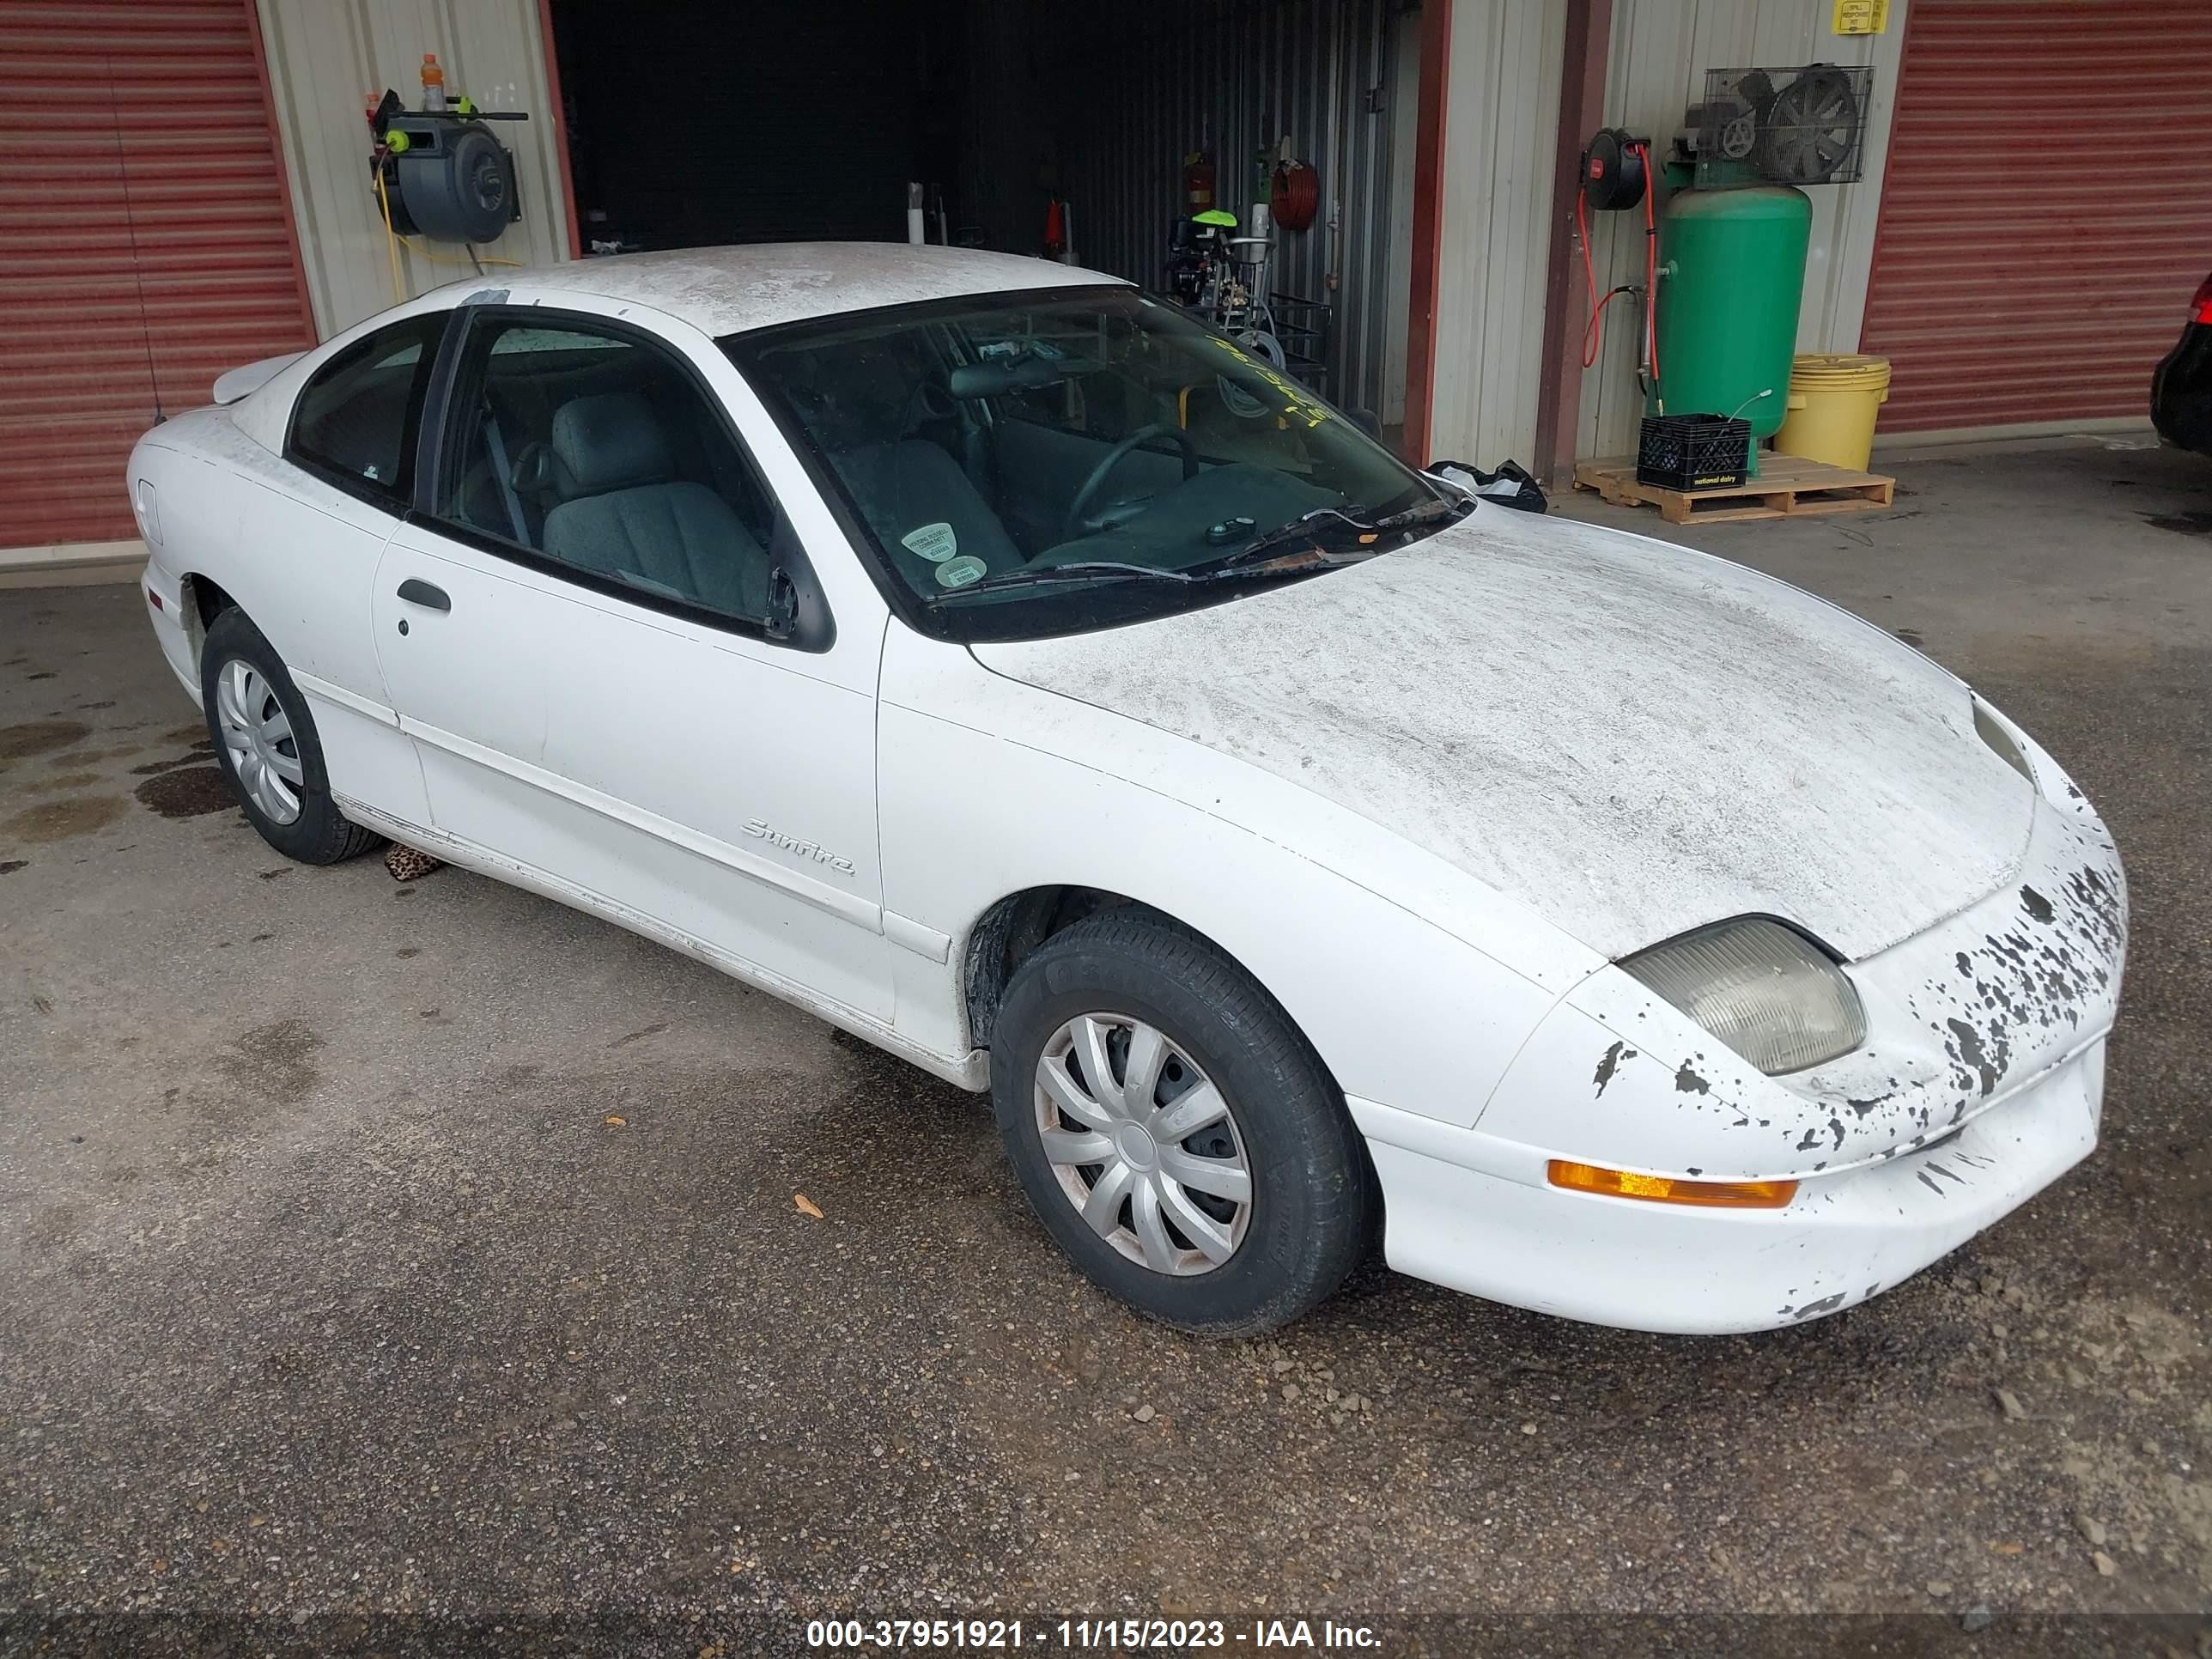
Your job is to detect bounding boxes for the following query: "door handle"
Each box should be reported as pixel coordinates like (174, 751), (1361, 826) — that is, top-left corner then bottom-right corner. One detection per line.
(397, 578), (451, 612)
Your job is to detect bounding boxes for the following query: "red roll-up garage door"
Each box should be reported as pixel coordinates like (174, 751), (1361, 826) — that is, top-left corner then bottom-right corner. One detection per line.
(1859, 0), (2212, 434)
(0, 0), (317, 550)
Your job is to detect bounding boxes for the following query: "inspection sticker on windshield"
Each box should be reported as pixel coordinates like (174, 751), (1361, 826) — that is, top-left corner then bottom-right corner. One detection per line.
(902, 522), (958, 563)
(933, 555), (988, 589)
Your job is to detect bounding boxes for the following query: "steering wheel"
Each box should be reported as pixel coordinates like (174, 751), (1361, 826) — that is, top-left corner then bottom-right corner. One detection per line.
(1064, 422), (1199, 540)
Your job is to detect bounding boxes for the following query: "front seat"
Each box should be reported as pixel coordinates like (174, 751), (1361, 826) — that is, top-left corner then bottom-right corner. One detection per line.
(841, 438), (1026, 589)
(541, 392), (770, 617)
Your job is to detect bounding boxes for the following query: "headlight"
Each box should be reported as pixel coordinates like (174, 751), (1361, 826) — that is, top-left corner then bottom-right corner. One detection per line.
(1619, 918), (1866, 1076)
(1973, 699), (2035, 784)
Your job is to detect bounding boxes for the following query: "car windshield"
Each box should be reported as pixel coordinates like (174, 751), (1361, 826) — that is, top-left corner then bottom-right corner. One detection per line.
(723, 287), (1451, 641)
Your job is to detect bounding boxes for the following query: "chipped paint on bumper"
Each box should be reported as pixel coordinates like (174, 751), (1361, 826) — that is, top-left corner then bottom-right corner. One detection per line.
(142, 559), (200, 706)
(1352, 1036), (2103, 1334)
(1472, 788), (2125, 1188)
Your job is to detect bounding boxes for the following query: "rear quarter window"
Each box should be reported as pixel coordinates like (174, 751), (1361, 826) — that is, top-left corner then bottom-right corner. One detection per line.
(285, 313), (448, 507)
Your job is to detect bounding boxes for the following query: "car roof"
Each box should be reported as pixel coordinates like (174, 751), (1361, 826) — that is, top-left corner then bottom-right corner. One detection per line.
(441, 242), (1131, 337)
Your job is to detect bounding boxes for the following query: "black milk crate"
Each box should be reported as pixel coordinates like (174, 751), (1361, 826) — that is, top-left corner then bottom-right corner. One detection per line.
(1637, 414), (1751, 491)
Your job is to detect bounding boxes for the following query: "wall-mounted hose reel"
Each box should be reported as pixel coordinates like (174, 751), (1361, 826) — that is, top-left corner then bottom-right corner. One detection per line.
(368, 88), (529, 244)
(1576, 128), (1659, 394)
(1580, 127), (1649, 213)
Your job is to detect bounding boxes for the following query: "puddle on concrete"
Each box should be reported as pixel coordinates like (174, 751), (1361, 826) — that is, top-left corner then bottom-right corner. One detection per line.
(0, 860), (27, 876)
(134, 767), (238, 819)
(131, 757), (200, 776)
(0, 720), (91, 763)
(2, 796), (127, 842)
(22, 772), (102, 795)
(2142, 509), (2212, 538)
(210, 1017), (325, 1110)
(161, 723), (208, 744)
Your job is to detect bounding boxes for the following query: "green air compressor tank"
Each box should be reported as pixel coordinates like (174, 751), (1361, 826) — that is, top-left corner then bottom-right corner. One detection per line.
(1651, 185), (1812, 451)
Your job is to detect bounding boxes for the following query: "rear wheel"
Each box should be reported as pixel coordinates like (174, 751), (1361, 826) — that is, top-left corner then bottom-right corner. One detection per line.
(990, 910), (1374, 1335)
(199, 608), (380, 865)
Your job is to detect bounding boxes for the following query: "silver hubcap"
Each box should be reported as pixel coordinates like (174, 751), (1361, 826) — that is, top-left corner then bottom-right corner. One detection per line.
(215, 658), (304, 826)
(1033, 1014), (1252, 1276)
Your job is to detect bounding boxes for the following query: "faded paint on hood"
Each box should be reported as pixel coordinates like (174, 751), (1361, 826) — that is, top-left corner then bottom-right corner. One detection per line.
(970, 508), (2036, 961)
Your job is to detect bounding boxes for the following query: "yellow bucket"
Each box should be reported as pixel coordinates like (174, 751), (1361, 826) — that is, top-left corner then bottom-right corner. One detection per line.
(1773, 353), (1891, 471)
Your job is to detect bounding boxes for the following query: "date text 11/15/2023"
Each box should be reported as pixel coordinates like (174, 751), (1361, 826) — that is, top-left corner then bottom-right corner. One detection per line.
(805, 1618), (1384, 1650)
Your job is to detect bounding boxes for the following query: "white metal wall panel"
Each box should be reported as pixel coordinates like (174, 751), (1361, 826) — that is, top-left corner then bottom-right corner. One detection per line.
(1425, 0), (1567, 467)
(255, 0), (568, 338)
(1572, 0), (1906, 460)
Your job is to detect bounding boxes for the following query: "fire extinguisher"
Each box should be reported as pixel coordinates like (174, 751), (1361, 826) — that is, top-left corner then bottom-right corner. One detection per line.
(1183, 152), (1216, 216)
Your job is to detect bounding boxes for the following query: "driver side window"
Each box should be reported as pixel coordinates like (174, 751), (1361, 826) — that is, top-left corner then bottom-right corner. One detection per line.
(435, 313), (778, 627)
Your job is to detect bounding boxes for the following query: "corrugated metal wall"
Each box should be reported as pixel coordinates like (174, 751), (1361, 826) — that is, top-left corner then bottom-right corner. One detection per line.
(1044, 0), (1417, 419)
(1573, 0), (1906, 460)
(1861, 0), (2212, 434)
(255, 0), (568, 338)
(0, 0), (317, 549)
(1426, 0), (1567, 467)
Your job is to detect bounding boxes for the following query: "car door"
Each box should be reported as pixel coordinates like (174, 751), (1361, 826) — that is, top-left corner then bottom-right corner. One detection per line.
(371, 301), (892, 1021)
(213, 310), (450, 826)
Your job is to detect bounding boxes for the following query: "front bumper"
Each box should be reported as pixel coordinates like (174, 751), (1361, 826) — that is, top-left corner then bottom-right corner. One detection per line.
(142, 562), (201, 706)
(1352, 1036), (2104, 1334)
(2151, 322), (2212, 454)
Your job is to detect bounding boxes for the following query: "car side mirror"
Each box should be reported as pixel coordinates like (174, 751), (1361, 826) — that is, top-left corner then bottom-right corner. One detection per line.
(763, 566), (800, 641)
(761, 520), (836, 653)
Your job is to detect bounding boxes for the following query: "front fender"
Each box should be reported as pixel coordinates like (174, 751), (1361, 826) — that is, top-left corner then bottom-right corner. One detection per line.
(878, 627), (1584, 1123)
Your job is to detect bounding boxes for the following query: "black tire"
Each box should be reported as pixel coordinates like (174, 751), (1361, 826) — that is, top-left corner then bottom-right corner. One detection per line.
(199, 607), (382, 865)
(990, 909), (1375, 1336)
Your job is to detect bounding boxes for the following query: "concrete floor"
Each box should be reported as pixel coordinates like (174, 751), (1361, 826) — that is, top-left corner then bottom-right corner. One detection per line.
(3, 437), (2209, 1650)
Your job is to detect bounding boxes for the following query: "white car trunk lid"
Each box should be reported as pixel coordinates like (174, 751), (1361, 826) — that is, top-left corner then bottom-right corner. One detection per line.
(970, 508), (2035, 961)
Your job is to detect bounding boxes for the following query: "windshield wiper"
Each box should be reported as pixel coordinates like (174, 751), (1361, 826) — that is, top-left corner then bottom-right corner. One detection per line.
(1200, 495), (1475, 576)
(921, 493), (1477, 607)
(920, 560), (1197, 606)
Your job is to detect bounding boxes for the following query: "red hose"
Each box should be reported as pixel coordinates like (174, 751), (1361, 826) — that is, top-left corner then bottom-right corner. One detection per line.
(1578, 186), (1629, 369)
(1578, 140), (1661, 386)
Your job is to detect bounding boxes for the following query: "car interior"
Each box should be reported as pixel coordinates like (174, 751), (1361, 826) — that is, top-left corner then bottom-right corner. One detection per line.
(417, 296), (1399, 627)
(441, 324), (777, 619)
(737, 307), (1354, 600)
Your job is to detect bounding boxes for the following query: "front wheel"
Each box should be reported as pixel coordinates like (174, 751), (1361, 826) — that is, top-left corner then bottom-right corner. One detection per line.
(200, 608), (381, 865)
(990, 910), (1375, 1335)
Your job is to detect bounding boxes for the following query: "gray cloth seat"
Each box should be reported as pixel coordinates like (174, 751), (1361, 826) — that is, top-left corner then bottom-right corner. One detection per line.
(841, 439), (1025, 588)
(541, 392), (769, 617)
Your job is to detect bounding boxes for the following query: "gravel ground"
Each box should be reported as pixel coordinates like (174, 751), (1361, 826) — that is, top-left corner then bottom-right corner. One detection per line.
(2, 437), (2208, 1657)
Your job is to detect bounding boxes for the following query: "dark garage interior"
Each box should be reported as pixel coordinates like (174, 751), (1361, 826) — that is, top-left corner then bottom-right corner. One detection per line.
(545, 0), (1424, 424)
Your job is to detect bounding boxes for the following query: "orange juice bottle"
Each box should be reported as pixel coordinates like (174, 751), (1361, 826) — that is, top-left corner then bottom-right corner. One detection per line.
(420, 53), (447, 112)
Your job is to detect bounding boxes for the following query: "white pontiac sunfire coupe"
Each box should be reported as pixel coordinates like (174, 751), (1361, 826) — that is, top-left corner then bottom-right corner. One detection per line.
(129, 245), (2126, 1336)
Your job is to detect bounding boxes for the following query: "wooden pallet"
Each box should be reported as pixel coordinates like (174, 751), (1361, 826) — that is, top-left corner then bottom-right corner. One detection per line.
(1572, 452), (1896, 525)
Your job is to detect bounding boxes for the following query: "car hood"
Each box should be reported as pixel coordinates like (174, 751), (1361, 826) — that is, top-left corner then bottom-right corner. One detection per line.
(969, 508), (2038, 961)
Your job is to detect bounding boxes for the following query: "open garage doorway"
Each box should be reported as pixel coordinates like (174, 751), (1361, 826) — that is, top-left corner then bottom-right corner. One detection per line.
(544, 0), (1424, 435)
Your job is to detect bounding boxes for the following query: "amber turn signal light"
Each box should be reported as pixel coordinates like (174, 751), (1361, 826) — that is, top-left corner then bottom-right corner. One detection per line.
(1547, 1159), (1797, 1210)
